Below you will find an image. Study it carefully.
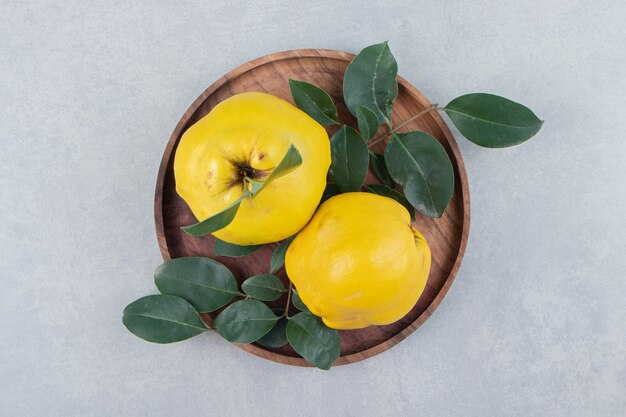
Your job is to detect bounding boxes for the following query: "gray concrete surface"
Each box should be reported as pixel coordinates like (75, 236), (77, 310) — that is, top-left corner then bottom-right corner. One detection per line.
(1, 1), (625, 416)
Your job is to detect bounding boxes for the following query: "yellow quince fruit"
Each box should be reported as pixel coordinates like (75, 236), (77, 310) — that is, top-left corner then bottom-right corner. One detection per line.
(174, 92), (331, 245)
(285, 192), (431, 329)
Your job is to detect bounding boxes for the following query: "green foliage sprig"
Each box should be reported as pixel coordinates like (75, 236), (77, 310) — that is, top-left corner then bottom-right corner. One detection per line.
(290, 41), (543, 218)
(123, 41), (543, 370)
(123, 248), (340, 370)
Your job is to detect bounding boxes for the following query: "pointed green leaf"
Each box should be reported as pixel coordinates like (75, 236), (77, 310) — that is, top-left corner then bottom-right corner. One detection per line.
(241, 274), (286, 301)
(256, 310), (288, 348)
(291, 289), (310, 312)
(330, 125), (369, 192)
(289, 79), (338, 126)
(444, 93), (543, 148)
(214, 300), (278, 344)
(365, 184), (415, 221)
(249, 144), (302, 196)
(181, 192), (247, 237)
(213, 239), (261, 257)
(122, 295), (207, 343)
(343, 41), (398, 126)
(356, 106), (380, 140)
(286, 312), (340, 370)
(368, 151), (394, 188)
(154, 257), (240, 312)
(270, 236), (295, 273)
(384, 132), (454, 218)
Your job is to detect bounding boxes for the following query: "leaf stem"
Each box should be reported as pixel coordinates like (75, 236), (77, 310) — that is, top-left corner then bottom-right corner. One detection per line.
(368, 104), (441, 148)
(281, 281), (294, 319)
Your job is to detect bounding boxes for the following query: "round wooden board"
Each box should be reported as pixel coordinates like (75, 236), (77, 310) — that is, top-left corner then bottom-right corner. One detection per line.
(155, 49), (470, 367)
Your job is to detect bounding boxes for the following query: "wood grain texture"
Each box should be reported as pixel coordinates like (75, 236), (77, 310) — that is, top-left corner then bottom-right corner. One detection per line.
(154, 49), (470, 367)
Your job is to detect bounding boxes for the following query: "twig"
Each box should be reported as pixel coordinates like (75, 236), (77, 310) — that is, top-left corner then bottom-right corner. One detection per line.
(368, 104), (441, 148)
(281, 281), (294, 319)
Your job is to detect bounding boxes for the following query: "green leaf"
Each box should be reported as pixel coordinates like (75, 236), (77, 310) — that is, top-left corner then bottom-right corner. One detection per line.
(368, 151), (394, 188)
(291, 289), (310, 312)
(214, 300), (278, 344)
(122, 295), (207, 343)
(320, 183), (341, 204)
(248, 144), (303, 196)
(154, 257), (240, 312)
(241, 274), (286, 301)
(384, 132), (455, 218)
(181, 192), (247, 237)
(365, 184), (415, 221)
(213, 239), (261, 257)
(289, 79), (338, 126)
(444, 93), (543, 148)
(256, 309), (288, 348)
(330, 125), (369, 192)
(269, 236), (295, 273)
(286, 312), (340, 370)
(356, 106), (380, 140)
(343, 41), (398, 127)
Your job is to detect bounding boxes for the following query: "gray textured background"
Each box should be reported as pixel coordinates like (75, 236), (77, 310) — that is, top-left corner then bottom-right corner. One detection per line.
(2, 1), (625, 416)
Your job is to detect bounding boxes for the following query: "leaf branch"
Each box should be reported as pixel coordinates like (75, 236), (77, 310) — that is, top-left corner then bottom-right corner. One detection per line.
(281, 281), (294, 319)
(367, 104), (441, 148)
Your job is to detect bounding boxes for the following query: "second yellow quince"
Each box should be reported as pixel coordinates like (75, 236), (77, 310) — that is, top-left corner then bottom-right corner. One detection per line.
(285, 192), (431, 330)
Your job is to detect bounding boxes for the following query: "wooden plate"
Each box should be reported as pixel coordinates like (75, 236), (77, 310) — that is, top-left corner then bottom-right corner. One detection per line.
(155, 49), (470, 367)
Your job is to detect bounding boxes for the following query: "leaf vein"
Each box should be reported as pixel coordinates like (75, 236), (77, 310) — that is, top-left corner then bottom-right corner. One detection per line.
(395, 137), (436, 210)
(444, 108), (542, 129)
(159, 274), (239, 295)
(130, 313), (206, 331)
(294, 321), (335, 354)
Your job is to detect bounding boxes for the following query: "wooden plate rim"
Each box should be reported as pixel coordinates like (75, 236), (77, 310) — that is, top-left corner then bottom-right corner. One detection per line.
(154, 49), (471, 367)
